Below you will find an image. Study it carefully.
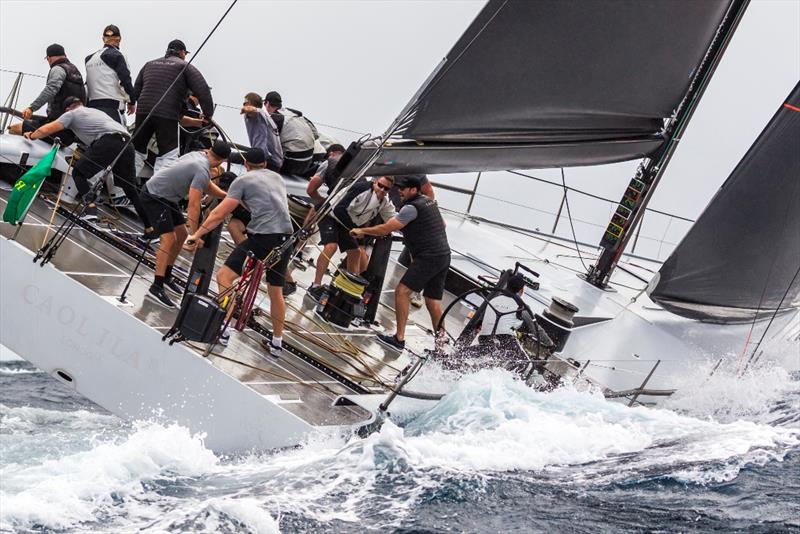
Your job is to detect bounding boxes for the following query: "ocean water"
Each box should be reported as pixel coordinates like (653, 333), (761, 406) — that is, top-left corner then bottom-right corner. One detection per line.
(1, 354), (799, 533)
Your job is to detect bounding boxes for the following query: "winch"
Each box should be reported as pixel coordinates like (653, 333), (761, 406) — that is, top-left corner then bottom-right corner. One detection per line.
(316, 270), (369, 328)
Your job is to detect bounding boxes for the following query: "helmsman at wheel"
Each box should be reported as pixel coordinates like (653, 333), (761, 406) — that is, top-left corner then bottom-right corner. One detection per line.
(187, 148), (294, 358)
(351, 175), (451, 352)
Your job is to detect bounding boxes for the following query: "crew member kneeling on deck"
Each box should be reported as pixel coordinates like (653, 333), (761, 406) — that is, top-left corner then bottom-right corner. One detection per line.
(141, 140), (230, 308)
(187, 148), (293, 358)
(351, 175), (451, 351)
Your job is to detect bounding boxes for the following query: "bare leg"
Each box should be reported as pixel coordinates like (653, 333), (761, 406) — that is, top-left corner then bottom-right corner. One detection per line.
(168, 224), (188, 267)
(227, 218), (247, 245)
(425, 297), (444, 332)
(216, 265), (238, 296)
(313, 242), (338, 285)
(267, 284), (286, 338)
(358, 246), (369, 273)
(9, 123), (23, 135)
(155, 231), (175, 277)
(345, 249), (361, 273)
(394, 283), (412, 341)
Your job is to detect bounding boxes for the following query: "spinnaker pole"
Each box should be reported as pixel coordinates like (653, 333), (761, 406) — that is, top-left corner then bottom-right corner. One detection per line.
(586, 0), (750, 288)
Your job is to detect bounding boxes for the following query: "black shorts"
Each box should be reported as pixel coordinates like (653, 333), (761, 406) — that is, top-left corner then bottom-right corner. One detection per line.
(400, 253), (450, 300)
(224, 232), (291, 286)
(318, 215), (359, 252)
(231, 205), (251, 226)
(140, 191), (185, 235)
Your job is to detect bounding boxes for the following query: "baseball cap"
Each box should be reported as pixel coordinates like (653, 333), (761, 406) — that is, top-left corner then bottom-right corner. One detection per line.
(167, 39), (190, 53)
(210, 140), (231, 159)
(45, 43), (65, 58)
(326, 143), (346, 156)
(244, 147), (266, 165)
(264, 91), (282, 107)
(396, 175), (423, 189)
(103, 24), (121, 37)
(62, 96), (84, 109)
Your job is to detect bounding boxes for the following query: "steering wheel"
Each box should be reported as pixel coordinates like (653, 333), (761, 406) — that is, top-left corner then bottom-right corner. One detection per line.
(434, 285), (534, 353)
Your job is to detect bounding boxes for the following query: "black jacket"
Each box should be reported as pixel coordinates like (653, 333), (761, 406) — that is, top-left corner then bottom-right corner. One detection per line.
(133, 54), (213, 120)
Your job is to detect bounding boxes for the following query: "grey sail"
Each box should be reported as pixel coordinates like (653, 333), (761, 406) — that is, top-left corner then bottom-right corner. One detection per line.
(649, 82), (800, 322)
(345, 0), (734, 176)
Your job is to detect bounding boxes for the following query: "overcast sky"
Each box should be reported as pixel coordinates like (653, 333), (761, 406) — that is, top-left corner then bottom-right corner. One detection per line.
(1, 0), (798, 259)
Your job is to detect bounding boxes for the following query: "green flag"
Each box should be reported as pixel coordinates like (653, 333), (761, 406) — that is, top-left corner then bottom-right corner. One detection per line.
(3, 145), (58, 225)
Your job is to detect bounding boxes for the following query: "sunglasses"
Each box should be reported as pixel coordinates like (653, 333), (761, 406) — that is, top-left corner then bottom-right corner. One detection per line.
(375, 183), (392, 191)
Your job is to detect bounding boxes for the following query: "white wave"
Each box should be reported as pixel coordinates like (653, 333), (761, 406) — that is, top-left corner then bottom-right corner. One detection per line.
(2, 368), (797, 531)
(663, 360), (799, 424)
(0, 421), (217, 531)
(0, 368), (37, 375)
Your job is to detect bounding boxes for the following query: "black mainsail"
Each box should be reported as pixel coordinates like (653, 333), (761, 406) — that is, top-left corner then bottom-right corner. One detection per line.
(649, 82), (800, 322)
(342, 0), (734, 176)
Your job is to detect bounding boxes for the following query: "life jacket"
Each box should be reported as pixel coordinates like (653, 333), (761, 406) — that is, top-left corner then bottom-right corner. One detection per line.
(85, 46), (130, 104)
(49, 58), (86, 119)
(401, 194), (450, 257)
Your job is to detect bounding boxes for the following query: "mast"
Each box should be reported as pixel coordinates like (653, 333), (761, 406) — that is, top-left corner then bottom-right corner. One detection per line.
(586, 0), (750, 288)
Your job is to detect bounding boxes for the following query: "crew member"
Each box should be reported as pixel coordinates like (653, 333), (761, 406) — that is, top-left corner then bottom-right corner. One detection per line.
(230, 92), (283, 171)
(187, 148), (293, 357)
(84, 24), (135, 124)
(307, 176), (396, 302)
(390, 174), (436, 308)
(264, 91), (317, 176)
(351, 175), (450, 351)
(9, 44), (85, 146)
(140, 140), (230, 308)
(304, 143), (346, 224)
(226, 92), (284, 246)
(132, 39), (214, 173)
(23, 96), (152, 232)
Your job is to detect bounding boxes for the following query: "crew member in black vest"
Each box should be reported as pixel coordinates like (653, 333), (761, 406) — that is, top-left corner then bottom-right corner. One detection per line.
(351, 175), (451, 351)
(10, 44), (85, 146)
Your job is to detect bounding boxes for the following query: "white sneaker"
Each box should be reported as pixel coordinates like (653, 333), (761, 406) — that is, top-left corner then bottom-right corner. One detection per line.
(410, 292), (424, 308)
(109, 196), (133, 208)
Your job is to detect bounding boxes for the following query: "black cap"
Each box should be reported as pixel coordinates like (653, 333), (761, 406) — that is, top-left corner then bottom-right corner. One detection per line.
(507, 273), (526, 294)
(244, 147), (266, 165)
(326, 143), (346, 156)
(396, 175), (423, 189)
(264, 91), (282, 107)
(103, 24), (121, 37)
(210, 140), (231, 159)
(167, 39), (190, 53)
(46, 43), (65, 57)
(62, 96), (83, 109)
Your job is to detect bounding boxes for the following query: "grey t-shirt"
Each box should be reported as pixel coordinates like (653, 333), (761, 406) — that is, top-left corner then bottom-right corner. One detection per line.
(144, 151), (211, 203)
(57, 106), (128, 145)
(396, 204), (418, 226)
(227, 168), (292, 235)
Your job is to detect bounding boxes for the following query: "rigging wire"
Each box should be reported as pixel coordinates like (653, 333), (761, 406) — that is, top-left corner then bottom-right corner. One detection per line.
(560, 168), (589, 271)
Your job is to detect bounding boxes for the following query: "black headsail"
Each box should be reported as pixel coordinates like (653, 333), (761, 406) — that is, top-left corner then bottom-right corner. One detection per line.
(649, 82), (800, 323)
(339, 0), (736, 177)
